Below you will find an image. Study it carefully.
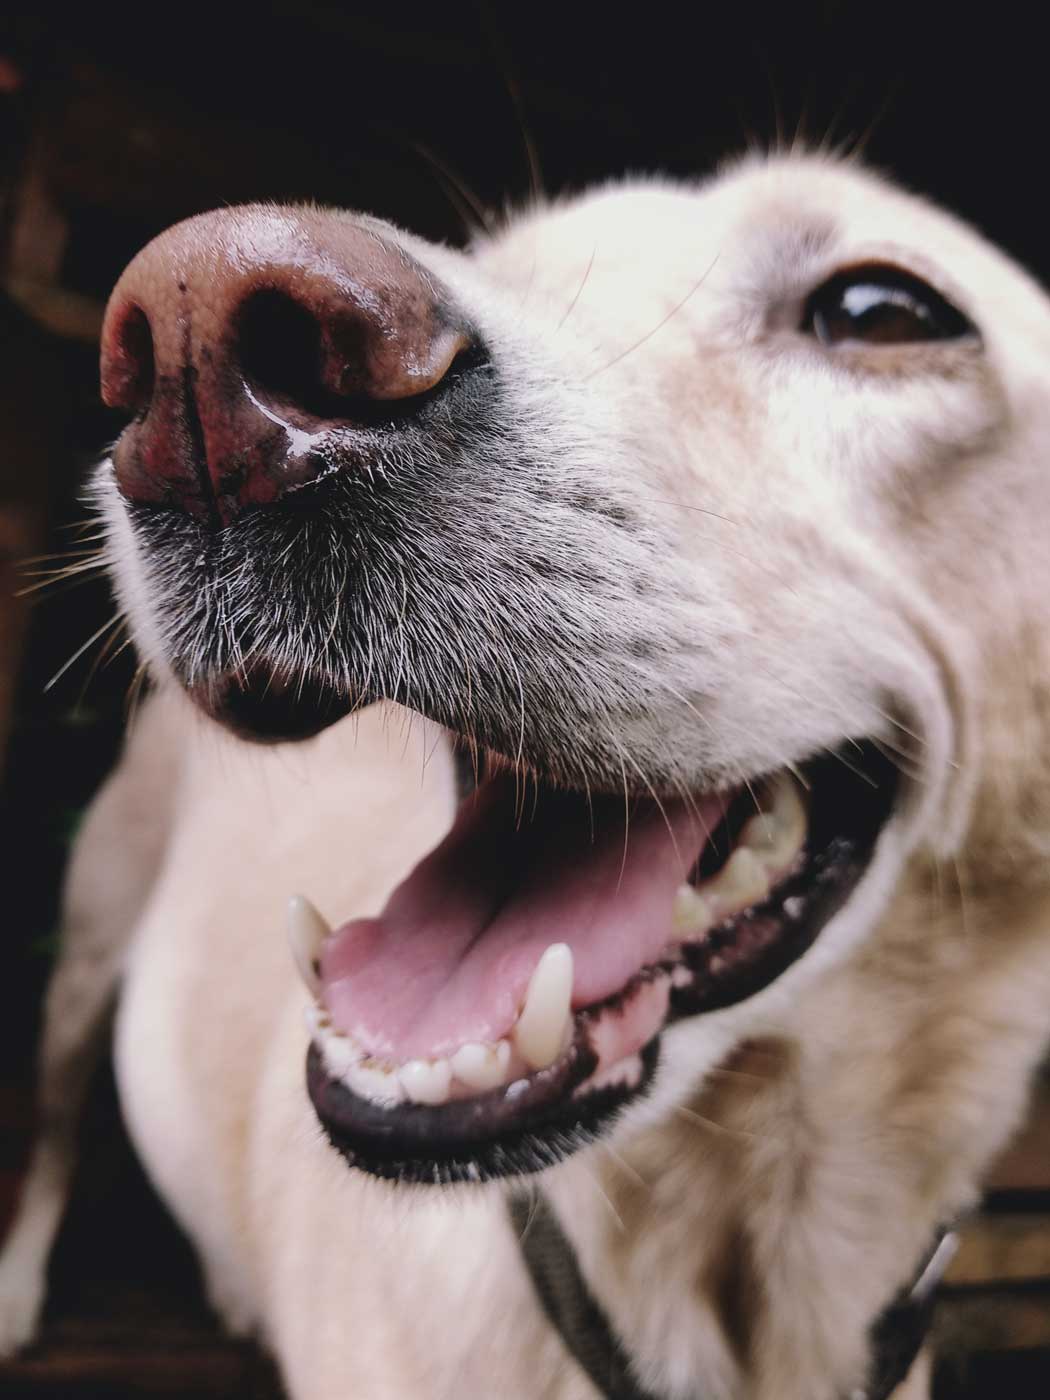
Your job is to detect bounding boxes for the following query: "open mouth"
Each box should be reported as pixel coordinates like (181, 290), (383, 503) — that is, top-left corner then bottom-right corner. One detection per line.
(298, 740), (898, 1184)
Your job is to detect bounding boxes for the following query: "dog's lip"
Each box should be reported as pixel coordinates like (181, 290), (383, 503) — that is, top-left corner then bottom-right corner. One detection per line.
(303, 743), (898, 1183)
(187, 662), (357, 743)
(306, 1032), (663, 1185)
(307, 979), (674, 1185)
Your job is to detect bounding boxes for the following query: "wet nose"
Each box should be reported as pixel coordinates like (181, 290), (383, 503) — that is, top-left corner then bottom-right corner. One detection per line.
(101, 205), (474, 526)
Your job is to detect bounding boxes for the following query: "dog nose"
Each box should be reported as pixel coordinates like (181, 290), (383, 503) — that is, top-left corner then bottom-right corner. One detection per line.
(101, 206), (474, 525)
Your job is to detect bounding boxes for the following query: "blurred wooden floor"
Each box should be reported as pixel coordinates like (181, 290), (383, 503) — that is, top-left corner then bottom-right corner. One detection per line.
(0, 1067), (285, 1399)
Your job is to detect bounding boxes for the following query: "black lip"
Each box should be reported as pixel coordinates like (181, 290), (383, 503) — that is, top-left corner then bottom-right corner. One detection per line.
(304, 744), (898, 1186)
(190, 661), (357, 743)
(306, 1033), (660, 1185)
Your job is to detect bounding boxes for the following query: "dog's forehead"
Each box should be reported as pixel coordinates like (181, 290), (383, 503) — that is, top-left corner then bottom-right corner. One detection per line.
(477, 155), (1047, 340)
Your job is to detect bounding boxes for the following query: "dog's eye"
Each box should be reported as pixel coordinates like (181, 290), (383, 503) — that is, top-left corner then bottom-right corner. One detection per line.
(802, 265), (975, 347)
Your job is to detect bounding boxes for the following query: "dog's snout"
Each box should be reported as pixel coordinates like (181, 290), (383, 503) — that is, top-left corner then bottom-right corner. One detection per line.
(101, 205), (474, 525)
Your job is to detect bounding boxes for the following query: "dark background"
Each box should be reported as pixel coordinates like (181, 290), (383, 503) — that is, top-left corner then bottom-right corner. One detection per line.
(0, 2), (1048, 1395)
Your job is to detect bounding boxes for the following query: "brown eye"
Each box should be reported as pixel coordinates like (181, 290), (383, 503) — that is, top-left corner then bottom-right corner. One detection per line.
(802, 265), (976, 346)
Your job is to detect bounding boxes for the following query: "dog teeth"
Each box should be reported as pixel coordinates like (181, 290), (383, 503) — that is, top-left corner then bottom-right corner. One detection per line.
(684, 772), (807, 923)
(321, 1032), (357, 1076)
(399, 1058), (453, 1106)
(450, 1040), (512, 1091)
(704, 847), (770, 915)
(738, 772), (807, 874)
(346, 1060), (404, 1107)
(287, 895), (330, 998)
(303, 1002), (331, 1035)
(673, 885), (715, 937)
(513, 943), (574, 1071)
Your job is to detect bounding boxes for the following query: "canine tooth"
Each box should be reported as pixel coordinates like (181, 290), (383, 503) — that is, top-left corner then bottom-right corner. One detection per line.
(706, 847), (769, 914)
(741, 775), (807, 873)
(400, 1058), (453, 1106)
(673, 884), (715, 937)
(769, 770), (806, 825)
(738, 813), (779, 853)
(513, 943), (574, 1071)
(450, 1040), (512, 1091)
(768, 774), (807, 854)
(287, 895), (330, 997)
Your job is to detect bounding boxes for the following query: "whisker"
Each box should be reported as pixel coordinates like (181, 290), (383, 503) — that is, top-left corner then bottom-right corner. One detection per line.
(586, 255), (719, 380)
(632, 497), (738, 527)
(556, 246), (597, 332)
(581, 1166), (626, 1233)
(43, 613), (123, 692)
(615, 746), (632, 892)
(476, 0), (544, 205)
(407, 137), (494, 235)
(675, 1104), (763, 1144)
(16, 552), (108, 597)
(78, 617), (130, 703)
(19, 545), (105, 564)
(125, 661), (150, 731)
(15, 569), (108, 601)
(784, 760), (810, 793)
(598, 1141), (648, 1192)
(703, 1064), (776, 1085)
(512, 1187), (542, 1245)
(615, 740), (684, 871)
(820, 745), (880, 789)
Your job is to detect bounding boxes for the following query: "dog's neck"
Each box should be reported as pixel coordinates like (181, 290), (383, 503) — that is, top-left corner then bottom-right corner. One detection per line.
(510, 1186), (952, 1400)
(539, 1039), (936, 1399)
(536, 868), (1050, 1400)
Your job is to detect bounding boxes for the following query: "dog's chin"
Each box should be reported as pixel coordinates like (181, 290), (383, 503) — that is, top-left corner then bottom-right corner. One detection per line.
(194, 665), (899, 1186)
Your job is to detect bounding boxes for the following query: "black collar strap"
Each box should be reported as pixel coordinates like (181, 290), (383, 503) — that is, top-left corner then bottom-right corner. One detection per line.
(509, 1191), (957, 1400)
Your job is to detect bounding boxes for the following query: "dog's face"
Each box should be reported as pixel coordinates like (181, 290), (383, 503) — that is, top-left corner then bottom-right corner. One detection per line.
(98, 155), (1050, 1183)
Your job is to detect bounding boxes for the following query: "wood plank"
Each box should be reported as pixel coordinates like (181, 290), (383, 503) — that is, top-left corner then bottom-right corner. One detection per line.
(935, 1292), (1050, 1353)
(947, 1216), (1050, 1286)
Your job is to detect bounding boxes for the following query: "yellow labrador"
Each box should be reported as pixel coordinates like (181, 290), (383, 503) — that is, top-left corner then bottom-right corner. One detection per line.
(3, 153), (1050, 1400)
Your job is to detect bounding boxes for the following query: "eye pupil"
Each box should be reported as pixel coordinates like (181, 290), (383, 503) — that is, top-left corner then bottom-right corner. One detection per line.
(804, 265), (974, 347)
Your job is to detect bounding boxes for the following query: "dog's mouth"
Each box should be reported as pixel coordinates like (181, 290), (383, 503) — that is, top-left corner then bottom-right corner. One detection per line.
(300, 739), (898, 1184)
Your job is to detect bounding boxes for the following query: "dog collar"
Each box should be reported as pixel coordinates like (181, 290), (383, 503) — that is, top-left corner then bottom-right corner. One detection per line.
(509, 1191), (957, 1400)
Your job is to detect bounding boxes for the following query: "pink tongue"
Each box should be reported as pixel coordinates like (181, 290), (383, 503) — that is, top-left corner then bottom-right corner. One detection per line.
(319, 775), (726, 1061)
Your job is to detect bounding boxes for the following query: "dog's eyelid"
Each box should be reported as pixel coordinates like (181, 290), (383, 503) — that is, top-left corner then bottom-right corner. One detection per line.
(799, 261), (979, 349)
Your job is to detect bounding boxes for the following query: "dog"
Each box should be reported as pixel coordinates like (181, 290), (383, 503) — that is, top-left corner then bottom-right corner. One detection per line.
(3, 151), (1050, 1400)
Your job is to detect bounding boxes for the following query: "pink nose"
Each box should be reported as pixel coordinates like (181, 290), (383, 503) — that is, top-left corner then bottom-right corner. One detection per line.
(101, 205), (473, 526)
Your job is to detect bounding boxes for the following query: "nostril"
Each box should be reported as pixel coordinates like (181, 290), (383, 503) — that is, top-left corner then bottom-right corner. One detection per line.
(236, 288), (364, 424)
(236, 286), (480, 429)
(236, 287), (426, 427)
(103, 304), (156, 415)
